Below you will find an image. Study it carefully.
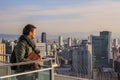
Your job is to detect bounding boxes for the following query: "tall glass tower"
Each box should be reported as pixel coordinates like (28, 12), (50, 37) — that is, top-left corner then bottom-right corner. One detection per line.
(58, 35), (64, 47)
(41, 32), (46, 43)
(92, 31), (112, 67)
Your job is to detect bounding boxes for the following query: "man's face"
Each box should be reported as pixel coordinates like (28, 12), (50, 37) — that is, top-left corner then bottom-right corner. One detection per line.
(30, 29), (36, 39)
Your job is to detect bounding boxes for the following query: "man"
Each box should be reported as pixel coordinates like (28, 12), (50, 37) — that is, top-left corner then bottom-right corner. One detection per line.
(14, 24), (40, 80)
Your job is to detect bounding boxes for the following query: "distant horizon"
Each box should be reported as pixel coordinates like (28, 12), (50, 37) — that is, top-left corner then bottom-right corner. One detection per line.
(0, 31), (119, 40)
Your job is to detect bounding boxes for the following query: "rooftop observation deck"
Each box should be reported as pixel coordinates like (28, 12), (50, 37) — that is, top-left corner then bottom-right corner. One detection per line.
(0, 54), (119, 80)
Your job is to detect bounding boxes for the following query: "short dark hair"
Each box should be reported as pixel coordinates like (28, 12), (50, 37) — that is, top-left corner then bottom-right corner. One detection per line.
(23, 24), (36, 35)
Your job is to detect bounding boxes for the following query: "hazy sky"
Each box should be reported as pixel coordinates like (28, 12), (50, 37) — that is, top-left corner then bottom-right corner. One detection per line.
(0, 0), (120, 34)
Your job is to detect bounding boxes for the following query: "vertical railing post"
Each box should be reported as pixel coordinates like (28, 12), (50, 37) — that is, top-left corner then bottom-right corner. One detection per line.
(50, 67), (54, 80)
(7, 55), (10, 63)
(50, 59), (54, 80)
(7, 55), (11, 80)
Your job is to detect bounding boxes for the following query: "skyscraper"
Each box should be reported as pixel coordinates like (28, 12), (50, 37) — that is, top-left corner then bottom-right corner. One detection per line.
(100, 31), (112, 64)
(68, 37), (71, 47)
(72, 40), (92, 75)
(41, 32), (46, 43)
(58, 35), (64, 47)
(92, 31), (112, 67)
(113, 39), (119, 47)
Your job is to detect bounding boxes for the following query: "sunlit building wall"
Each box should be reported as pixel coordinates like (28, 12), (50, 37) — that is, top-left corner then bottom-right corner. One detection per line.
(0, 43), (6, 63)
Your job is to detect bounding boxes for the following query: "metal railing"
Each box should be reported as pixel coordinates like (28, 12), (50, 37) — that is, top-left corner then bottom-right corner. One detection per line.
(0, 53), (55, 80)
(0, 53), (119, 80)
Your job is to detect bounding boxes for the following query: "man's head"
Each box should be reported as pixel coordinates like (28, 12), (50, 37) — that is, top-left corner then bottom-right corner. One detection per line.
(23, 24), (37, 39)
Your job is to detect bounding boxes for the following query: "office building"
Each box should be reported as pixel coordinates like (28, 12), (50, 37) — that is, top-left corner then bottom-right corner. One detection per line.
(73, 38), (79, 46)
(0, 43), (6, 63)
(92, 31), (112, 67)
(36, 42), (46, 57)
(68, 37), (72, 47)
(72, 40), (92, 76)
(113, 39), (119, 47)
(58, 35), (64, 47)
(46, 43), (52, 55)
(41, 32), (46, 43)
(6, 41), (15, 54)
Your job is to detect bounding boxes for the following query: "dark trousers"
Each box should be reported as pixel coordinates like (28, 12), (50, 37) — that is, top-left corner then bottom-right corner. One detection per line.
(117, 73), (120, 80)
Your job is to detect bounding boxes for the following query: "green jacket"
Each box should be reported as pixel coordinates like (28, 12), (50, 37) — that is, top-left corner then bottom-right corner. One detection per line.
(14, 40), (34, 72)
(15, 40), (33, 62)
(14, 35), (40, 72)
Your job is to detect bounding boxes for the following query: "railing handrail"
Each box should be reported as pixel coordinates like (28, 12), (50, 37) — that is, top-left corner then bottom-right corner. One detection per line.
(55, 74), (92, 80)
(0, 67), (53, 79)
(0, 53), (11, 56)
(0, 58), (55, 67)
(0, 54), (55, 80)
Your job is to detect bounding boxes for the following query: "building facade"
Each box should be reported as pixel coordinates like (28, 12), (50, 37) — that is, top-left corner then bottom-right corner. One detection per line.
(72, 40), (92, 76)
(41, 32), (46, 43)
(92, 31), (112, 67)
(58, 35), (64, 47)
(36, 42), (46, 57)
(68, 37), (72, 47)
(0, 43), (6, 63)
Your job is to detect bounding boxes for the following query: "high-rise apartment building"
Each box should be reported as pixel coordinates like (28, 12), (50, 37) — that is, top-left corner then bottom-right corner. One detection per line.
(41, 32), (46, 43)
(92, 31), (112, 67)
(72, 40), (92, 75)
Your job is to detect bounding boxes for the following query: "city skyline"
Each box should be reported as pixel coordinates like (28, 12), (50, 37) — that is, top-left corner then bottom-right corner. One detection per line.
(0, 0), (120, 35)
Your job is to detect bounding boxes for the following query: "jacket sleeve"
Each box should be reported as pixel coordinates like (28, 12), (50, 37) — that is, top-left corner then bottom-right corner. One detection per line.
(15, 41), (31, 62)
